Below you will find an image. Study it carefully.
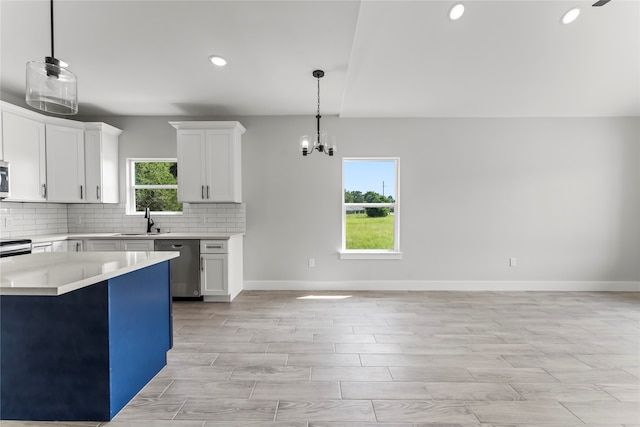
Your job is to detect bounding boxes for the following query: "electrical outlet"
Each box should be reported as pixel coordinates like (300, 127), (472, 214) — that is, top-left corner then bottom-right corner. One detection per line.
(509, 257), (517, 267)
(308, 258), (315, 267)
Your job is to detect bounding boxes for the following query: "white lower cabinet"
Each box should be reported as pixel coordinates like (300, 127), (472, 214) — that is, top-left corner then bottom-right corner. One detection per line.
(32, 242), (52, 253)
(52, 241), (67, 252)
(201, 254), (227, 296)
(84, 240), (120, 251)
(84, 239), (154, 251)
(34, 240), (77, 252)
(121, 240), (154, 251)
(67, 240), (83, 252)
(200, 236), (243, 302)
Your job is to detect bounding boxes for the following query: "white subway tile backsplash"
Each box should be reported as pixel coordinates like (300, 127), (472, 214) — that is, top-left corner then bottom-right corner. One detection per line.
(0, 201), (245, 239)
(67, 202), (245, 234)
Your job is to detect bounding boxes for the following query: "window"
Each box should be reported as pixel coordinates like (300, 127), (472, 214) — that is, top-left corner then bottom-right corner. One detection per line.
(341, 158), (401, 259)
(127, 159), (182, 214)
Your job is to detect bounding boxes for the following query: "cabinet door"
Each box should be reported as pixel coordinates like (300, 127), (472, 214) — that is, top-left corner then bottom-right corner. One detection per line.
(205, 130), (241, 202)
(84, 240), (121, 251)
(121, 240), (154, 251)
(85, 130), (119, 203)
(46, 124), (85, 202)
(201, 254), (227, 295)
(177, 130), (207, 202)
(67, 240), (83, 252)
(52, 241), (66, 252)
(32, 243), (52, 253)
(2, 112), (47, 201)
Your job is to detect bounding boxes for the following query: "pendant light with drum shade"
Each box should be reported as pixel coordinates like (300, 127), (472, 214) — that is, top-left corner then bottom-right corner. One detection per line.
(25, 0), (78, 115)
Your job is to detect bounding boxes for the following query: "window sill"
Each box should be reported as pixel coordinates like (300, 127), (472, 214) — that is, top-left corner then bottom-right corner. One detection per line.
(339, 250), (403, 260)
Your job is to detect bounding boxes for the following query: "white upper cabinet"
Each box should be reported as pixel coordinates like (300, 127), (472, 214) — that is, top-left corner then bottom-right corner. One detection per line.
(85, 124), (121, 203)
(176, 130), (207, 202)
(2, 110), (47, 201)
(170, 121), (245, 203)
(45, 124), (86, 202)
(0, 101), (121, 204)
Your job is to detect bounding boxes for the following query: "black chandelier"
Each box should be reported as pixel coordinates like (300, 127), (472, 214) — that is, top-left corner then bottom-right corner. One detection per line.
(299, 70), (335, 157)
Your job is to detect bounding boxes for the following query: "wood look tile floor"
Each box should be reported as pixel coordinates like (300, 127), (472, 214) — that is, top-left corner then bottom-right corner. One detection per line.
(4, 291), (640, 427)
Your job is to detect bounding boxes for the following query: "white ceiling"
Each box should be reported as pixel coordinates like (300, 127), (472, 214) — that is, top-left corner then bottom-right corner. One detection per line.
(1, 0), (638, 118)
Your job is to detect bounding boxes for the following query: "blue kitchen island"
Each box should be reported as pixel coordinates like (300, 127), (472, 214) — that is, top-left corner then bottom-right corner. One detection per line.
(0, 251), (179, 421)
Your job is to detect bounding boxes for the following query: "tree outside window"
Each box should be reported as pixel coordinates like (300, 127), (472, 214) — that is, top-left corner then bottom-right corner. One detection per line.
(128, 159), (182, 214)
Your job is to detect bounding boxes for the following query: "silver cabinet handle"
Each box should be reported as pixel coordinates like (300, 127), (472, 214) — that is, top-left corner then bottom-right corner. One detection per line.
(207, 185), (210, 199)
(201, 185), (205, 199)
(200, 257), (204, 271)
(96, 186), (100, 199)
(171, 244), (182, 249)
(42, 183), (47, 198)
(80, 185), (83, 199)
(206, 244), (222, 249)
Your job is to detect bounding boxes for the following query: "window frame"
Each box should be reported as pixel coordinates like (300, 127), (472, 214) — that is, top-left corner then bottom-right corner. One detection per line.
(340, 157), (402, 260)
(126, 158), (182, 215)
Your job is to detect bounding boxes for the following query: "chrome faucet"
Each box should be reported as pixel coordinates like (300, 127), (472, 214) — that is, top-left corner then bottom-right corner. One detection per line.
(144, 207), (155, 233)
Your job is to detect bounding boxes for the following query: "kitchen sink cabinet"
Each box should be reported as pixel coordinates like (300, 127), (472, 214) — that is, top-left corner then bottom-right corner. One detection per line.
(45, 124), (86, 203)
(121, 240), (154, 251)
(84, 124), (121, 203)
(1, 110), (47, 202)
(171, 121), (245, 203)
(84, 240), (154, 251)
(84, 239), (121, 252)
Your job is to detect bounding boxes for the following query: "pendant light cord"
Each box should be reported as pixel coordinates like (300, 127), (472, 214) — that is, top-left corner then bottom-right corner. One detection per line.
(316, 75), (321, 140)
(50, 0), (55, 58)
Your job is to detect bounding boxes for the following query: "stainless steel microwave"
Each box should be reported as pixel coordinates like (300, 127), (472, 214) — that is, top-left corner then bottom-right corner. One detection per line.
(0, 160), (9, 199)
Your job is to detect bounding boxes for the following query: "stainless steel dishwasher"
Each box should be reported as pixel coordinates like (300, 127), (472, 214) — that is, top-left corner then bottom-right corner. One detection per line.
(154, 239), (201, 298)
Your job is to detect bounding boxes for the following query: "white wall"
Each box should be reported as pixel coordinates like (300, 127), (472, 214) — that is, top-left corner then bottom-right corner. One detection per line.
(240, 116), (640, 286)
(71, 114), (640, 288)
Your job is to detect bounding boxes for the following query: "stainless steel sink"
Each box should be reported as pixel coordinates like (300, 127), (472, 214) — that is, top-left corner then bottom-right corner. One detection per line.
(116, 233), (157, 236)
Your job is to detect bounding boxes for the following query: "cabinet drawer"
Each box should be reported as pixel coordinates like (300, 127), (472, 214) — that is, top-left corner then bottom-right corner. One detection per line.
(200, 240), (227, 253)
(122, 240), (154, 251)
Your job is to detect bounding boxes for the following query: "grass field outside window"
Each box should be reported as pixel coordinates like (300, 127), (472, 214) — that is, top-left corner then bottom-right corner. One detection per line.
(342, 158), (400, 256)
(345, 213), (395, 249)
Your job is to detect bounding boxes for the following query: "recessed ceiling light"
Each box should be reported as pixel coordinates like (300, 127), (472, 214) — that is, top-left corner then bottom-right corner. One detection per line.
(449, 3), (465, 20)
(208, 55), (227, 67)
(562, 7), (580, 24)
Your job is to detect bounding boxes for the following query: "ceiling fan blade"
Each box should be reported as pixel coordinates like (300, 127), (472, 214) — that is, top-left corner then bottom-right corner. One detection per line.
(593, 0), (612, 6)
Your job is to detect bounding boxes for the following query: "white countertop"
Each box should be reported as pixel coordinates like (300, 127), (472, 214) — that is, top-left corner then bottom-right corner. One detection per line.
(28, 232), (242, 244)
(0, 251), (179, 296)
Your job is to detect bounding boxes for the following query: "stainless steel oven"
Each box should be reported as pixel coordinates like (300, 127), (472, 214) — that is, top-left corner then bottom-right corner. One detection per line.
(0, 239), (32, 257)
(0, 160), (9, 199)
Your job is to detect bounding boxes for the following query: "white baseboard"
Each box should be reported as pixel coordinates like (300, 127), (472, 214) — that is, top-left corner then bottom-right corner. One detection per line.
(243, 280), (640, 292)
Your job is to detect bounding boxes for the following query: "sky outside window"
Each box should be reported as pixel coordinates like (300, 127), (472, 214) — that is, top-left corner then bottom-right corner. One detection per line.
(344, 160), (396, 199)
